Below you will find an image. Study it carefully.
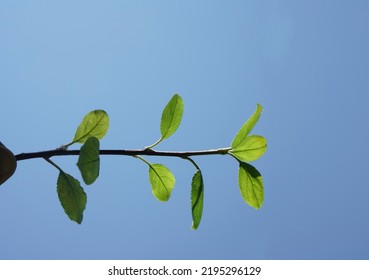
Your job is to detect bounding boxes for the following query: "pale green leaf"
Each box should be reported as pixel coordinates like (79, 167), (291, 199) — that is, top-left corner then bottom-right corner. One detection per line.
(149, 163), (176, 201)
(72, 110), (109, 144)
(231, 104), (263, 149)
(230, 135), (267, 162)
(57, 171), (87, 224)
(191, 170), (204, 230)
(77, 137), (100, 185)
(160, 94), (184, 140)
(238, 162), (264, 209)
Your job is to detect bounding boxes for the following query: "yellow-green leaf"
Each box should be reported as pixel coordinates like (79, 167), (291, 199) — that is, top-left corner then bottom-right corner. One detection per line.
(231, 104), (262, 149)
(160, 94), (184, 140)
(72, 110), (109, 144)
(230, 135), (267, 162)
(149, 164), (176, 201)
(238, 162), (264, 209)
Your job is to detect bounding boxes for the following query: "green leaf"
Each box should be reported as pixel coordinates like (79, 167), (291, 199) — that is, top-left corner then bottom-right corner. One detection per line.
(160, 94), (184, 141)
(148, 163), (176, 201)
(230, 135), (267, 162)
(191, 170), (204, 230)
(71, 110), (109, 145)
(77, 137), (100, 185)
(238, 162), (264, 209)
(231, 103), (263, 149)
(57, 171), (87, 224)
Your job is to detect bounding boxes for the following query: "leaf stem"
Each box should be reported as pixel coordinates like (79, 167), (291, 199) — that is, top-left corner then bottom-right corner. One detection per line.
(43, 157), (63, 172)
(185, 157), (201, 170)
(134, 155), (151, 166)
(15, 147), (232, 161)
(144, 137), (163, 150)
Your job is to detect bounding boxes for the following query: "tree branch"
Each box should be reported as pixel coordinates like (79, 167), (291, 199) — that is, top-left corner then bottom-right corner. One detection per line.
(15, 147), (232, 161)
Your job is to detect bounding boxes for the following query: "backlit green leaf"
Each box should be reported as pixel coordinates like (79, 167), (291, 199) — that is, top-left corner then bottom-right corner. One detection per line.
(149, 163), (176, 201)
(231, 104), (262, 149)
(238, 162), (264, 209)
(160, 94), (184, 141)
(57, 171), (87, 224)
(230, 135), (267, 162)
(77, 137), (100, 185)
(191, 170), (204, 230)
(72, 110), (109, 144)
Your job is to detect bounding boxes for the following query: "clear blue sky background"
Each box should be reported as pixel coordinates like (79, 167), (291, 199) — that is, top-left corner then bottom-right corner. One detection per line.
(1, 1), (369, 260)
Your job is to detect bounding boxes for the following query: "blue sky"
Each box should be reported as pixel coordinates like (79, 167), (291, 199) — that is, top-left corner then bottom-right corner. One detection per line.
(1, 1), (369, 259)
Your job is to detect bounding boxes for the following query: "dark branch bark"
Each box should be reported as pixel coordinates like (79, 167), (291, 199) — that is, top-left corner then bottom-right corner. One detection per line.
(15, 147), (232, 161)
